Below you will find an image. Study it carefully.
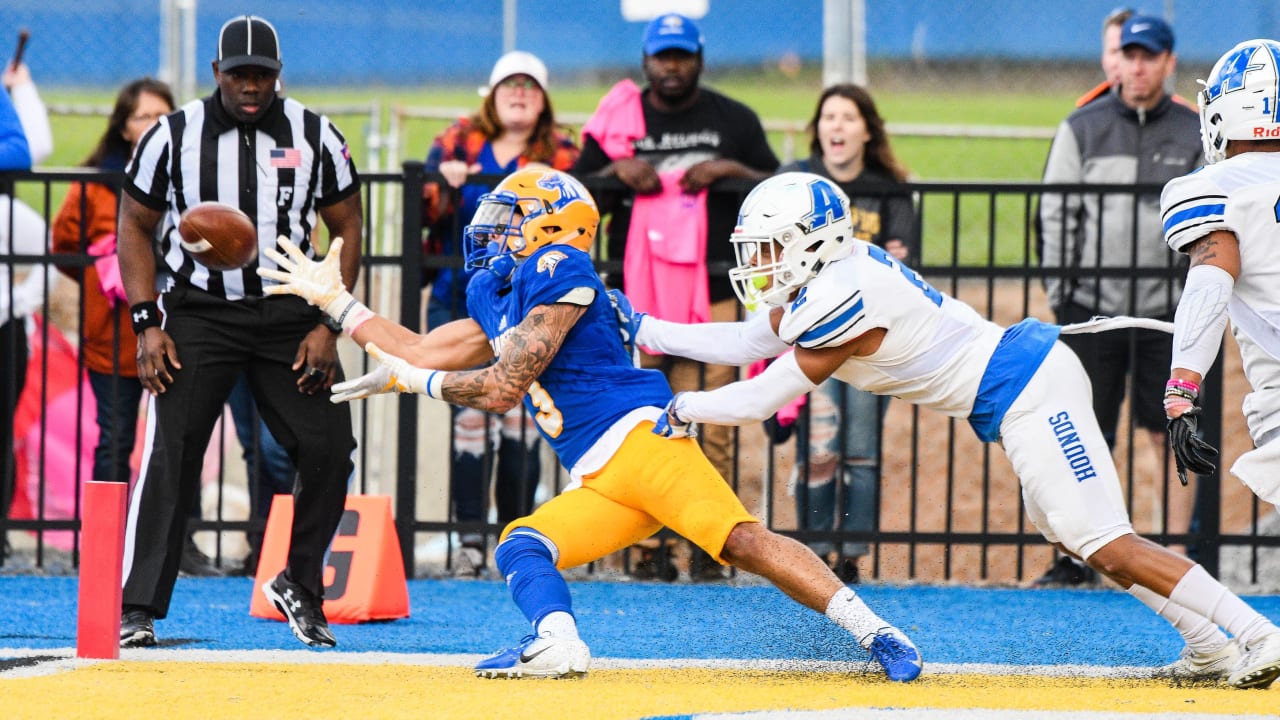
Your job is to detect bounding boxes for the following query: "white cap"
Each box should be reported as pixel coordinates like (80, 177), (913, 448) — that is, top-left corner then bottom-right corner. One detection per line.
(478, 51), (549, 97)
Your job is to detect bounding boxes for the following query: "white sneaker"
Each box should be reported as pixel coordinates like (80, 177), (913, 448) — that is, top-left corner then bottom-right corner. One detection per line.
(1152, 642), (1239, 683)
(452, 545), (485, 578)
(1229, 632), (1280, 689)
(474, 634), (591, 679)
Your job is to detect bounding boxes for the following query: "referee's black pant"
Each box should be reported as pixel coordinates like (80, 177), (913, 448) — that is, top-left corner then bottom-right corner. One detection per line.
(122, 285), (355, 618)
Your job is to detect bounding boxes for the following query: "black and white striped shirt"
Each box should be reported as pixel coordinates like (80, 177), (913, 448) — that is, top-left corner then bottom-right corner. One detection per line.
(124, 90), (359, 301)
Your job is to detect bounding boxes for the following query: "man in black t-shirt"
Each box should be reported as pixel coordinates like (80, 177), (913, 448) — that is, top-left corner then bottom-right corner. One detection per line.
(573, 13), (778, 581)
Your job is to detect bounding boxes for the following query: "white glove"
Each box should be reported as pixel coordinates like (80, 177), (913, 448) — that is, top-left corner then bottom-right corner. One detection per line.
(652, 392), (697, 439)
(329, 363), (400, 404)
(330, 343), (446, 403)
(259, 236), (357, 320)
(377, 342), (444, 396)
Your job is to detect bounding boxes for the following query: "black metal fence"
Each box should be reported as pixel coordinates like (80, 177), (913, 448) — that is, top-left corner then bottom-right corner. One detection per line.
(1, 166), (1275, 585)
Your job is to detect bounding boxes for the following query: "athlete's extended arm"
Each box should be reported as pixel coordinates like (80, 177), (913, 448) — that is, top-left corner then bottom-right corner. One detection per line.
(610, 289), (790, 364)
(670, 333), (866, 427)
(258, 236), (493, 370)
(362, 302), (586, 414)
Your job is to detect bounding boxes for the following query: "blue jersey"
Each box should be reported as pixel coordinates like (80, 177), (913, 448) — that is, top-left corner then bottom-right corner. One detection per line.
(467, 244), (673, 469)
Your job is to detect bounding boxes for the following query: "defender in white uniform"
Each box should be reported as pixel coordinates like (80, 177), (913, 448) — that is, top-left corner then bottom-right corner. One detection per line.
(614, 171), (1280, 689)
(1159, 38), (1280, 689)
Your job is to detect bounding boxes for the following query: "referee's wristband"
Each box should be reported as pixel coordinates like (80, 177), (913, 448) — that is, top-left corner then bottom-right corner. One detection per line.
(319, 314), (343, 333)
(129, 301), (162, 334)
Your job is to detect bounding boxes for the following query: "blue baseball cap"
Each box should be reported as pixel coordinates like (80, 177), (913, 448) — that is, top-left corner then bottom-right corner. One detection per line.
(1120, 15), (1174, 54)
(642, 13), (704, 55)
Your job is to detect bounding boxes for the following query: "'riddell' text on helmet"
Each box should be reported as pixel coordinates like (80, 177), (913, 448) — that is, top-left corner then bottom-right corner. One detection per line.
(465, 168), (600, 277)
(1198, 39), (1280, 164)
(728, 172), (854, 310)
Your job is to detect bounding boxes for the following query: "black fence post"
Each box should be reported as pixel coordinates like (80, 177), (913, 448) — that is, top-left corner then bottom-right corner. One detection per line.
(396, 161), (425, 577)
(1195, 349), (1226, 577)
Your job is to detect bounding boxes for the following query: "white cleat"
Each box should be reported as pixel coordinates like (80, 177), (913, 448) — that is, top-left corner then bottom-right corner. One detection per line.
(1152, 642), (1239, 684)
(1229, 632), (1280, 690)
(474, 634), (591, 679)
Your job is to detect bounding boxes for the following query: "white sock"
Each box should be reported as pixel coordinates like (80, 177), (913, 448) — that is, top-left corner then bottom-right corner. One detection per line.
(1168, 564), (1279, 649)
(824, 587), (887, 648)
(1127, 583), (1229, 654)
(536, 611), (579, 641)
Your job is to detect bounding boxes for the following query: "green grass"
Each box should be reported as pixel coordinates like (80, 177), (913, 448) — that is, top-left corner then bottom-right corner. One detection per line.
(27, 79), (1075, 265)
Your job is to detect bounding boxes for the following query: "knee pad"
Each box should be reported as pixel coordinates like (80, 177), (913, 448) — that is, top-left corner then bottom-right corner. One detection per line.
(495, 528), (560, 577)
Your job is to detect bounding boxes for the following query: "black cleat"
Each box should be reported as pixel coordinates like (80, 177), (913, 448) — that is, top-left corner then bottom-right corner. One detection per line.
(262, 571), (336, 648)
(836, 557), (860, 584)
(180, 536), (226, 577)
(1032, 556), (1096, 587)
(630, 545), (678, 582)
(120, 606), (157, 648)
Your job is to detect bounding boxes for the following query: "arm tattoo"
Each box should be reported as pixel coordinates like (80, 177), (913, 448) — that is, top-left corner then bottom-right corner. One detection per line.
(1188, 236), (1220, 268)
(441, 302), (586, 412)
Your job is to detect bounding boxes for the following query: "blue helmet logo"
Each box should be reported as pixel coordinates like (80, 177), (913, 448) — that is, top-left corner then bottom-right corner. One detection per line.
(1204, 45), (1265, 106)
(806, 178), (847, 231)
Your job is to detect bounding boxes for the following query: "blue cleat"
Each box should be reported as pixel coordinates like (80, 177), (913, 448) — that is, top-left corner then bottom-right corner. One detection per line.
(866, 627), (923, 682)
(474, 634), (591, 679)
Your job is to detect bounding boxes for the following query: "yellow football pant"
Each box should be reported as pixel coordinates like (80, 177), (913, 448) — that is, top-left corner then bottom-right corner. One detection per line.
(499, 421), (759, 569)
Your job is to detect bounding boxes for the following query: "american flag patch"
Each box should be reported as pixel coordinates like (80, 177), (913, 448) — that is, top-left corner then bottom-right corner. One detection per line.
(270, 148), (302, 168)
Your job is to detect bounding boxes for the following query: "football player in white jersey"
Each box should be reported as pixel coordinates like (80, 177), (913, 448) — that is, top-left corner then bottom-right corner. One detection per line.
(612, 171), (1280, 689)
(1159, 38), (1280, 687)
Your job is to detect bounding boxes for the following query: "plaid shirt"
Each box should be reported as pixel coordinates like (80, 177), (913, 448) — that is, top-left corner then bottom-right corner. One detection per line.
(423, 117), (580, 223)
(422, 117), (580, 316)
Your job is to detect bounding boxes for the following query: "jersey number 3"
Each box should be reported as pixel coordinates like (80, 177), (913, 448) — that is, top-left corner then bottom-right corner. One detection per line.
(527, 380), (563, 437)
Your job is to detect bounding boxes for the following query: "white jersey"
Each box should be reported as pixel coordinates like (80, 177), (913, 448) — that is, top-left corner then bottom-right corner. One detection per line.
(1162, 153), (1280, 443)
(775, 242), (1004, 418)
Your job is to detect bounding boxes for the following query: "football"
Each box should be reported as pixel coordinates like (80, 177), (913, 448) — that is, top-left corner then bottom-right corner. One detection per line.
(177, 202), (258, 271)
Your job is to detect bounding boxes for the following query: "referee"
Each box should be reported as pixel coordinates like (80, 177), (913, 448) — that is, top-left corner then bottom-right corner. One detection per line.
(116, 15), (361, 649)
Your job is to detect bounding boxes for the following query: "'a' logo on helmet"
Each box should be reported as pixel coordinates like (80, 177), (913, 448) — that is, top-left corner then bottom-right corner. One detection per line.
(806, 178), (847, 231)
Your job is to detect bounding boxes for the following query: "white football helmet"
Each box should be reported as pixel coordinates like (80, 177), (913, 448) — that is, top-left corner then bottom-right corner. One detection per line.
(728, 172), (854, 310)
(1198, 39), (1280, 164)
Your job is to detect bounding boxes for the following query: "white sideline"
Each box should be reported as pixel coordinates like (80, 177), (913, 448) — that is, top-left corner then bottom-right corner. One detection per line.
(0, 646), (1158, 680)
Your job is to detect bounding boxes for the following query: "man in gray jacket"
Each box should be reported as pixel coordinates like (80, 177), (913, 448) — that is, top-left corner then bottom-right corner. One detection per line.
(1037, 14), (1202, 585)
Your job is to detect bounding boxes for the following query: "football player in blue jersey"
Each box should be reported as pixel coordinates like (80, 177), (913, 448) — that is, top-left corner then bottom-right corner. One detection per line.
(611, 171), (1280, 689)
(257, 167), (923, 682)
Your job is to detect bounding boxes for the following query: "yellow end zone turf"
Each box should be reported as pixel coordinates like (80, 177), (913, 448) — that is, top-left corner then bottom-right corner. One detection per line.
(2, 664), (1273, 719)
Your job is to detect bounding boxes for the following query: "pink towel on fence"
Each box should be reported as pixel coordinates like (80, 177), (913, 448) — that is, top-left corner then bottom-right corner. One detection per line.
(624, 170), (711, 349)
(87, 233), (127, 307)
(582, 79), (644, 159)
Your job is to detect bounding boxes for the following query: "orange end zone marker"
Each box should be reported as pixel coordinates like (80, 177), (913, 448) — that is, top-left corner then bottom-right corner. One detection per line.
(77, 481), (127, 659)
(250, 494), (409, 623)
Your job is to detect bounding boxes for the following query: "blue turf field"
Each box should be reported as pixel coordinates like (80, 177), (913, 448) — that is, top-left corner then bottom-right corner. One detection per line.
(5, 576), (1278, 667)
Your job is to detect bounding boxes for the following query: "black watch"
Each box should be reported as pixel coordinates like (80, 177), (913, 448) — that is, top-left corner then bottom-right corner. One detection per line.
(319, 314), (342, 333)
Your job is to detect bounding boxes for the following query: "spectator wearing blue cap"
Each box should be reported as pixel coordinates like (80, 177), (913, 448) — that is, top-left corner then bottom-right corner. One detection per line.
(1037, 13), (1203, 587)
(573, 12), (779, 582)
